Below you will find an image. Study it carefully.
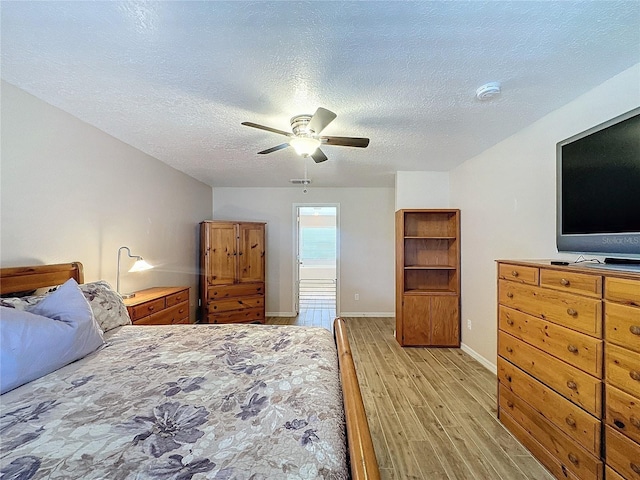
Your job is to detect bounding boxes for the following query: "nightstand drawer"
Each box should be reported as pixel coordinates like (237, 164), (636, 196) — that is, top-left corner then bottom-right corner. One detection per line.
(130, 298), (165, 321)
(498, 264), (539, 285)
(540, 269), (602, 298)
(135, 302), (189, 325)
(166, 289), (189, 307)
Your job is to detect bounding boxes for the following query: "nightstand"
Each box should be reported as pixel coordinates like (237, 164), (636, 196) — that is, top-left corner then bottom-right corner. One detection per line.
(123, 287), (190, 325)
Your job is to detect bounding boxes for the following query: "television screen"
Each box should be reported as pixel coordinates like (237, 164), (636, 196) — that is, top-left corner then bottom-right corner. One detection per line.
(557, 107), (640, 256)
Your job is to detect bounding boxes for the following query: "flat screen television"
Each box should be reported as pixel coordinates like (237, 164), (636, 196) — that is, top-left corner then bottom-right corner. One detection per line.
(556, 107), (640, 258)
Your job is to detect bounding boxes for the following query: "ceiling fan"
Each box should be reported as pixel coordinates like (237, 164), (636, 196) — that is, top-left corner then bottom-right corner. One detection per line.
(241, 107), (369, 163)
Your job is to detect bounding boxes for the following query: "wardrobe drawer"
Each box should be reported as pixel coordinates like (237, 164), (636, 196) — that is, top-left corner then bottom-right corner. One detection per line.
(208, 283), (264, 300)
(130, 298), (166, 321)
(606, 343), (640, 399)
(499, 280), (602, 337)
(207, 307), (265, 324)
(499, 331), (602, 416)
(540, 269), (602, 298)
(208, 295), (264, 313)
(499, 306), (603, 377)
(606, 465), (626, 480)
(498, 357), (601, 454)
(606, 384), (640, 445)
(500, 385), (603, 480)
(605, 426), (640, 480)
(606, 302), (640, 354)
(166, 289), (189, 307)
(498, 263), (539, 285)
(606, 277), (640, 307)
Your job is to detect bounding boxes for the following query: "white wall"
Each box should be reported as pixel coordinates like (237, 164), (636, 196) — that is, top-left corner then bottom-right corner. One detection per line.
(450, 64), (640, 368)
(212, 187), (395, 316)
(395, 171), (450, 210)
(1, 81), (213, 321)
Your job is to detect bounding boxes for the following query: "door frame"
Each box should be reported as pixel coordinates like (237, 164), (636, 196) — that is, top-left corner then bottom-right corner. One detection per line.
(292, 203), (340, 315)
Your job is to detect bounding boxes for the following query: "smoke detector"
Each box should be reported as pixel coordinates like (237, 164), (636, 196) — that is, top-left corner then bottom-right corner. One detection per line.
(290, 179), (311, 185)
(476, 82), (501, 101)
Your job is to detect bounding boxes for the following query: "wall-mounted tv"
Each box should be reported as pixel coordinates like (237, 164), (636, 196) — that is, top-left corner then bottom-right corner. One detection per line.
(556, 107), (640, 258)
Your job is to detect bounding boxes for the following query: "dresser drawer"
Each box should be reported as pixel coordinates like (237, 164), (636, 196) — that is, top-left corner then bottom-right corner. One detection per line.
(605, 425), (640, 479)
(208, 295), (264, 313)
(540, 269), (602, 298)
(499, 280), (602, 337)
(606, 384), (640, 445)
(606, 302), (640, 354)
(498, 263), (539, 285)
(500, 385), (603, 480)
(606, 277), (640, 307)
(134, 302), (189, 325)
(606, 343), (640, 399)
(130, 298), (166, 321)
(500, 409), (581, 480)
(166, 289), (189, 307)
(499, 306), (603, 377)
(207, 306), (265, 324)
(208, 283), (264, 300)
(498, 357), (601, 454)
(499, 331), (602, 416)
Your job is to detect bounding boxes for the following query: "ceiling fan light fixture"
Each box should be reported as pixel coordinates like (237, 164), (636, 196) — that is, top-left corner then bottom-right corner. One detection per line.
(289, 136), (321, 156)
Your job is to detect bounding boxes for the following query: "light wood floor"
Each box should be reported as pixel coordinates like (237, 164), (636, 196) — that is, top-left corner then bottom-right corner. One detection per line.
(266, 313), (553, 480)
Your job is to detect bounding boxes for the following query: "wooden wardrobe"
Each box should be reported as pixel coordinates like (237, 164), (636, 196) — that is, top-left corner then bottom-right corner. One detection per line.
(199, 220), (266, 324)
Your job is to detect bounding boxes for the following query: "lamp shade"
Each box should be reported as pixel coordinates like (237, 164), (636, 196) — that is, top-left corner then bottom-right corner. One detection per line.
(128, 259), (153, 273)
(117, 246), (154, 298)
(290, 137), (321, 156)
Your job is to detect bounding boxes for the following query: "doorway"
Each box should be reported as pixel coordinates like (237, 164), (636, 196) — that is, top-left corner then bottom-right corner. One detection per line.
(294, 205), (338, 323)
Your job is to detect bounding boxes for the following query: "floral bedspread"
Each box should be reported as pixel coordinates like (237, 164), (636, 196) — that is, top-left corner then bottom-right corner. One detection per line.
(0, 324), (347, 480)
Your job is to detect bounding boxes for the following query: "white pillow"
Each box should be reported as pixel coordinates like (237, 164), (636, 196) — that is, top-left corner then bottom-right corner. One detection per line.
(0, 278), (105, 394)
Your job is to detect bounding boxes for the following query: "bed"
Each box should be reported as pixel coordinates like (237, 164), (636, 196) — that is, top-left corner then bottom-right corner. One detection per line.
(0, 262), (379, 480)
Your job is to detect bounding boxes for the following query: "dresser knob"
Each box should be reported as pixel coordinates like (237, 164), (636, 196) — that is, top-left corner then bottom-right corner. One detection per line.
(631, 463), (640, 475)
(567, 344), (578, 354)
(567, 453), (579, 466)
(506, 292), (514, 298)
(630, 416), (640, 429)
(511, 271), (519, 277)
(566, 308), (577, 317)
(506, 318), (514, 326)
(630, 370), (640, 382)
(565, 417), (576, 428)
(559, 278), (570, 286)
(148, 306), (155, 311)
(630, 325), (640, 336)
(506, 375), (512, 382)
(566, 380), (578, 390)
(506, 347), (513, 353)
(506, 400), (514, 408)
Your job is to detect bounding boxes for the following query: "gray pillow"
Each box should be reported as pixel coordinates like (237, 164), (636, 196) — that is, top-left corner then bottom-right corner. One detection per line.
(0, 278), (105, 394)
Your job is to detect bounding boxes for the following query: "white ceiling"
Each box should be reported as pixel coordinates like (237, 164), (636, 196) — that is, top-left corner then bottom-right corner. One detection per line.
(2, 1), (639, 188)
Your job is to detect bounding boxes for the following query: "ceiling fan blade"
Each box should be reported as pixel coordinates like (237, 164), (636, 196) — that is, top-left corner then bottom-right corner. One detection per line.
(311, 148), (328, 163)
(241, 122), (291, 137)
(307, 108), (337, 135)
(258, 143), (290, 155)
(322, 136), (370, 148)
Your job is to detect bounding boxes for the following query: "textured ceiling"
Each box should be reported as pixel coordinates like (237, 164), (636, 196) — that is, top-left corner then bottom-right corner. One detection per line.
(2, 1), (639, 187)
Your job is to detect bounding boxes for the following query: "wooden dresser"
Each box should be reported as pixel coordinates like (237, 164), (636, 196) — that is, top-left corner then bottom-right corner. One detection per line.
(124, 287), (190, 325)
(497, 260), (640, 480)
(200, 220), (266, 324)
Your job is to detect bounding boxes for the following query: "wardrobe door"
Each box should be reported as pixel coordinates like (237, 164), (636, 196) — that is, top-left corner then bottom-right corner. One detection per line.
(237, 223), (265, 284)
(205, 222), (237, 286)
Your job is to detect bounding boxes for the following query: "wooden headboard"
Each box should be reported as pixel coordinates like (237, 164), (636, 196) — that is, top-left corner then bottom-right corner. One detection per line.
(0, 262), (84, 295)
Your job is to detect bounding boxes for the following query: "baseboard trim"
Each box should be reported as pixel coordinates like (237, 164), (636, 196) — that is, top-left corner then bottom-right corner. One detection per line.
(460, 342), (497, 375)
(266, 312), (297, 317)
(338, 312), (396, 318)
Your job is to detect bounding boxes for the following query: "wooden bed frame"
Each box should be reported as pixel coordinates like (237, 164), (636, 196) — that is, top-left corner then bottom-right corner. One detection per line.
(0, 262), (380, 480)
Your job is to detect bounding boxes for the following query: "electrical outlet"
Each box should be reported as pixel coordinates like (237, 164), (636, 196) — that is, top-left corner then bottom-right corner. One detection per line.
(354, 293), (359, 301)
(467, 319), (472, 330)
